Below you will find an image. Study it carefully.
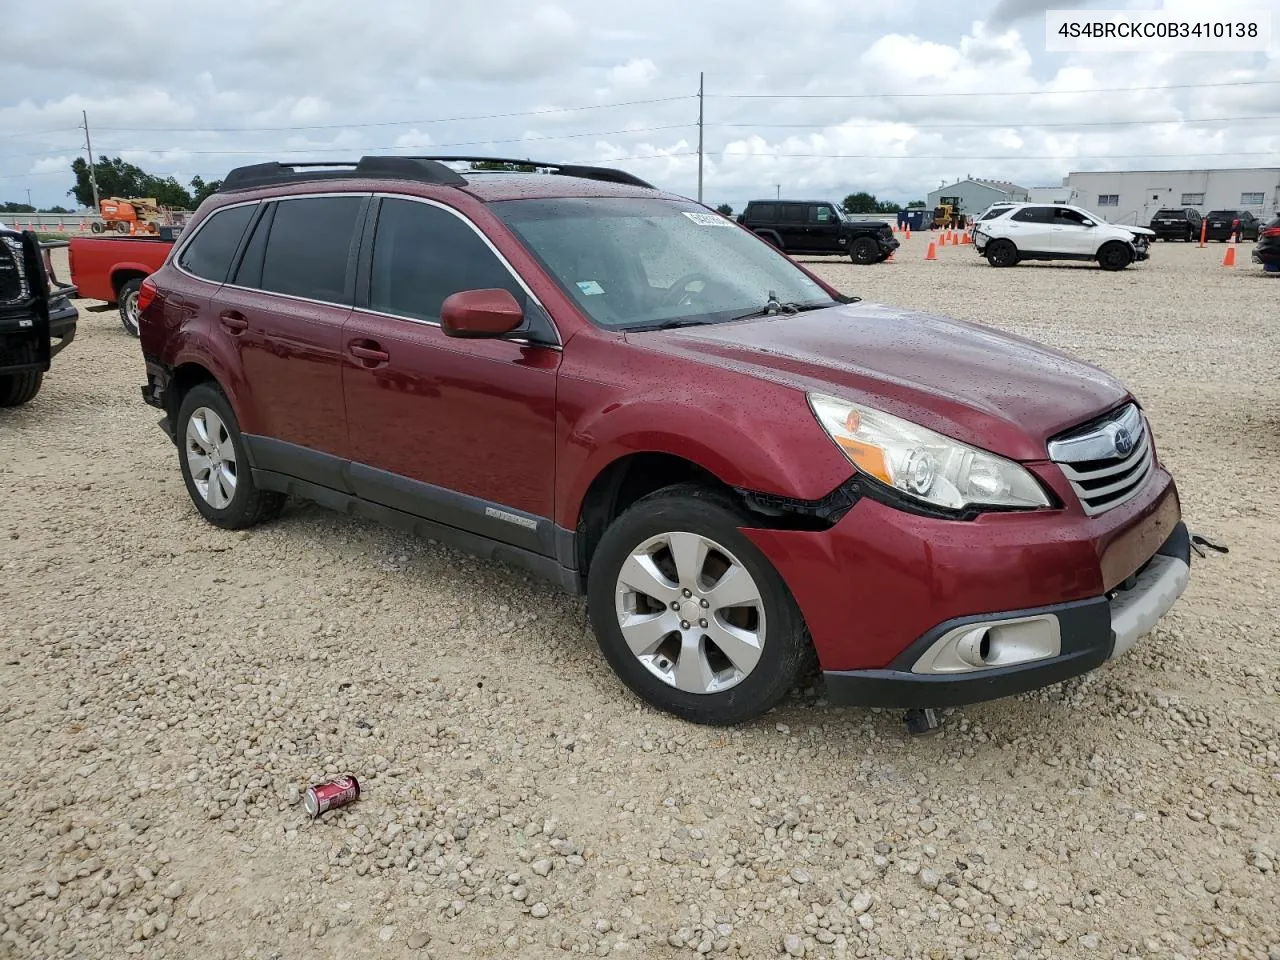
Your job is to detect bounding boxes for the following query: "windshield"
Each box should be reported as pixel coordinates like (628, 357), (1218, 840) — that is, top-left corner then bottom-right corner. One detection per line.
(493, 197), (840, 331)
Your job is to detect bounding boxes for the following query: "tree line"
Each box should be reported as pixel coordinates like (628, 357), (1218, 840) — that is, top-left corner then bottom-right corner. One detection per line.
(64, 157), (222, 211)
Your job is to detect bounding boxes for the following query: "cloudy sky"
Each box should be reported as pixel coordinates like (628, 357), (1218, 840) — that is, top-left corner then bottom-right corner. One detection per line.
(2, 0), (1277, 211)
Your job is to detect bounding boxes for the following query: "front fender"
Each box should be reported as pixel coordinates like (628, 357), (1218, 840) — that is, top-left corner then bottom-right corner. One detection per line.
(555, 365), (853, 528)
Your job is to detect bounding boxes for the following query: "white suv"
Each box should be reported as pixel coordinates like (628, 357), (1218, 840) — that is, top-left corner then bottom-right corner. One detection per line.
(972, 203), (1152, 271)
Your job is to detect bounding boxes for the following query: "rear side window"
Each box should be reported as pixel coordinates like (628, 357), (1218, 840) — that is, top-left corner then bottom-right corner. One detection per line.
(779, 205), (806, 224)
(178, 204), (255, 283)
(368, 198), (525, 322)
(748, 204), (777, 223)
(1011, 207), (1053, 223)
(259, 196), (364, 302)
(980, 206), (1010, 221)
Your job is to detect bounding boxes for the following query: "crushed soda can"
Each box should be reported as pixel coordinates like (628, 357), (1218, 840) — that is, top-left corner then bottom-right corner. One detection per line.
(304, 775), (360, 818)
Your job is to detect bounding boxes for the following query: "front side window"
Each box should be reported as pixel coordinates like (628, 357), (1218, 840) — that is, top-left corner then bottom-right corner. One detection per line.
(810, 205), (837, 224)
(494, 197), (840, 331)
(1054, 208), (1092, 226)
(369, 198), (525, 322)
(259, 196), (363, 302)
(178, 204), (255, 283)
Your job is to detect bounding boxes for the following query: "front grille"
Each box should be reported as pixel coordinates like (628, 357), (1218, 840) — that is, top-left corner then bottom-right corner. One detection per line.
(1048, 403), (1153, 516)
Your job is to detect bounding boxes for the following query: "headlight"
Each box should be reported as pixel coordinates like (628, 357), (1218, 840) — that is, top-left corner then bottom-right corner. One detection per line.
(808, 393), (1051, 511)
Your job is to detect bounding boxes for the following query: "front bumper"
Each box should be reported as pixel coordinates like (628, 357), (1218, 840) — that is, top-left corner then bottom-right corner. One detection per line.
(821, 522), (1190, 707)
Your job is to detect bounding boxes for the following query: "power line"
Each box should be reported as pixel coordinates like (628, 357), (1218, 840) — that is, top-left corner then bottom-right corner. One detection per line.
(711, 114), (1280, 130)
(92, 96), (696, 134)
(710, 150), (1280, 160)
(711, 79), (1280, 99)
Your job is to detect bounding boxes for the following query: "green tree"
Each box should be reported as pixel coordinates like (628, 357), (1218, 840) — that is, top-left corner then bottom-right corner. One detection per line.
(906, 200), (926, 209)
(69, 157), (194, 209)
(715, 203), (733, 216)
(189, 176), (223, 208)
(874, 200), (902, 214)
(470, 160), (538, 172)
(40, 205), (72, 214)
(0, 201), (37, 214)
(841, 192), (879, 214)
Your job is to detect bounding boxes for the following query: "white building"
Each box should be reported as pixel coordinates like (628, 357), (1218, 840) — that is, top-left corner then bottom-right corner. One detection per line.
(1065, 167), (1280, 225)
(1028, 185), (1076, 205)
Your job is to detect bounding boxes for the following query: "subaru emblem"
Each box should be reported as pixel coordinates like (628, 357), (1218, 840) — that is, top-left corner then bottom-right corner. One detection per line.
(1113, 427), (1134, 456)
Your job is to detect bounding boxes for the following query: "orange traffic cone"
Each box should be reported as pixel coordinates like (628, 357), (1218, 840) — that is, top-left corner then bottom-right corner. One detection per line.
(925, 241), (937, 260)
(78, 219), (88, 232)
(1223, 246), (1236, 267)
(961, 231), (971, 244)
(886, 251), (895, 262)
(905, 225), (912, 239)
(939, 232), (948, 247)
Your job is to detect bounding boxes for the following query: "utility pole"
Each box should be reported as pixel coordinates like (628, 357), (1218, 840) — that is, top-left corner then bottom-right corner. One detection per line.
(775, 184), (781, 200)
(25, 189), (32, 208)
(81, 110), (100, 212)
(696, 72), (704, 204)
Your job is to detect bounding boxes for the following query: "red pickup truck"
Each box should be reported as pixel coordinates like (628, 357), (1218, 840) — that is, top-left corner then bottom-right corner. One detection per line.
(69, 235), (176, 336)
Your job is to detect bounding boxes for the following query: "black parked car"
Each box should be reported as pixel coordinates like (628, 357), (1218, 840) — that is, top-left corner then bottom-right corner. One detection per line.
(1148, 208), (1203, 242)
(0, 227), (77, 407)
(1204, 210), (1261, 242)
(737, 200), (899, 264)
(1252, 214), (1280, 270)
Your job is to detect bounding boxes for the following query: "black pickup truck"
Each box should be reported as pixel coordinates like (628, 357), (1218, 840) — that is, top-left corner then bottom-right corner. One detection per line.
(0, 226), (78, 407)
(737, 200), (900, 264)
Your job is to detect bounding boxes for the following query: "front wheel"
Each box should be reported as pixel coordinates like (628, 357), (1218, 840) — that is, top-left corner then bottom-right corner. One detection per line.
(986, 239), (1017, 267)
(586, 484), (812, 725)
(850, 237), (879, 264)
(0, 371), (42, 407)
(118, 278), (142, 337)
(1097, 241), (1133, 271)
(176, 383), (285, 529)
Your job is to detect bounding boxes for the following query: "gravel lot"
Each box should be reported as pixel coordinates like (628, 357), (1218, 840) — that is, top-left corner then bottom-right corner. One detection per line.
(2, 241), (1278, 959)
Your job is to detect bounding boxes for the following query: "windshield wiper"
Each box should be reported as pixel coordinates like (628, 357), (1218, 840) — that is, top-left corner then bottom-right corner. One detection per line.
(643, 317), (712, 331)
(729, 291), (832, 323)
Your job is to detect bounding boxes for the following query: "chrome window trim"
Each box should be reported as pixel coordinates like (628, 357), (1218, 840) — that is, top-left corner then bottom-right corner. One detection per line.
(174, 190), (561, 349)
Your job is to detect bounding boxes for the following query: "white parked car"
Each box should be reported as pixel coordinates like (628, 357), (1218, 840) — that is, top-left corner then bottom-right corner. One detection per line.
(972, 203), (1152, 271)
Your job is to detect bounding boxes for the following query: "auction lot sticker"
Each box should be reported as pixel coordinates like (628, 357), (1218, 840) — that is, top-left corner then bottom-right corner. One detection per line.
(1045, 9), (1270, 52)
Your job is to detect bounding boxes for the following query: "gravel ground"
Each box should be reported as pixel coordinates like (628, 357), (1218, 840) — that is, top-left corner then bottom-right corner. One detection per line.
(2, 241), (1278, 959)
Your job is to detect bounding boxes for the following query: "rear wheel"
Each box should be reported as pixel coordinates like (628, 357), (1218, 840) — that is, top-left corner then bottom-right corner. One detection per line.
(176, 383), (285, 529)
(0, 371), (42, 407)
(1097, 241), (1133, 271)
(986, 239), (1017, 267)
(587, 484), (811, 725)
(118, 278), (142, 337)
(850, 237), (879, 264)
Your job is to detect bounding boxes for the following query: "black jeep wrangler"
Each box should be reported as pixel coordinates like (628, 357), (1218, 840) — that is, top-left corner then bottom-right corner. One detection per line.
(737, 200), (899, 264)
(0, 227), (77, 407)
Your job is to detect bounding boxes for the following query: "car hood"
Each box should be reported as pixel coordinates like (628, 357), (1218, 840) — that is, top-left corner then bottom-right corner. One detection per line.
(629, 302), (1131, 462)
(1123, 225), (1155, 237)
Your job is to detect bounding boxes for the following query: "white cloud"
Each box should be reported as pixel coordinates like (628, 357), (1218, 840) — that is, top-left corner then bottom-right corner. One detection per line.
(608, 59), (659, 87)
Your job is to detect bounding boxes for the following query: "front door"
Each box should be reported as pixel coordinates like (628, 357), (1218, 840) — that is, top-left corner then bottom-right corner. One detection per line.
(1050, 207), (1098, 255)
(218, 195), (366, 468)
(808, 204), (843, 253)
(341, 196), (560, 552)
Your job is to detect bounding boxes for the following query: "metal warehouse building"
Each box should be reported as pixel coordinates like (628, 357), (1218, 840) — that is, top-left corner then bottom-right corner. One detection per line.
(926, 178), (1029, 216)
(1065, 167), (1280, 225)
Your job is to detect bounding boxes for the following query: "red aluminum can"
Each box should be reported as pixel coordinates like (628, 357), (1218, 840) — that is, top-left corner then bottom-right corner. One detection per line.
(304, 775), (360, 818)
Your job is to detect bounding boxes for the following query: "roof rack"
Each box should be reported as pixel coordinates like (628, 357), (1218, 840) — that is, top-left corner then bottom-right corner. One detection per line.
(219, 156), (468, 193)
(418, 156), (654, 190)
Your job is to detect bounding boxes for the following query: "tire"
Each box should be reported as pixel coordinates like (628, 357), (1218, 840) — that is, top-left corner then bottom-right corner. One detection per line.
(0, 371), (42, 407)
(586, 483), (812, 725)
(1097, 241), (1133, 271)
(176, 383), (285, 530)
(756, 231), (782, 250)
(118, 278), (143, 337)
(986, 239), (1017, 267)
(850, 237), (879, 265)
(90, 221), (103, 234)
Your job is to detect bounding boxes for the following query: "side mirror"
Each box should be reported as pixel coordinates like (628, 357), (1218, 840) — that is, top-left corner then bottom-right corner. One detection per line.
(440, 288), (524, 339)
(1081, 219), (1095, 227)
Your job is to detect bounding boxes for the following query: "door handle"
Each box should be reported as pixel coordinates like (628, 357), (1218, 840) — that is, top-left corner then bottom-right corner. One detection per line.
(219, 310), (248, 333)
(348, 340), (390, 365)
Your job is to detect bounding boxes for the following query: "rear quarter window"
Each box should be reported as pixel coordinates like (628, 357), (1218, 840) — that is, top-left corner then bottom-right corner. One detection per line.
(178, 204), (256, 283)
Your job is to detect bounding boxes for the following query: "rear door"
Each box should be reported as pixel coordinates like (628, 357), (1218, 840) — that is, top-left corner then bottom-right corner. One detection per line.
(777, 204), (809, 251)
(340, 196), (560, 549)
(1005, 206), (1054, 250)
(215, 194), (366, 471)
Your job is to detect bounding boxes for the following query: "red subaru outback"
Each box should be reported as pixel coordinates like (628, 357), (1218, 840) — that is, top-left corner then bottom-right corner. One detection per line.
(137, 156), (1190, 725)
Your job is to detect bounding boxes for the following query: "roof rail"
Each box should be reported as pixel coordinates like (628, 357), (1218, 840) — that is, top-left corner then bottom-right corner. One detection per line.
(219, 156), (468, 193)
(419, 156), (655, 189)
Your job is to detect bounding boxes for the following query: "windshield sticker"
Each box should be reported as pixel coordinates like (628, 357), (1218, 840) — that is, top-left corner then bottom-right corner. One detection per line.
(576, 280), (605, 296)
(682, 211), (735, 227)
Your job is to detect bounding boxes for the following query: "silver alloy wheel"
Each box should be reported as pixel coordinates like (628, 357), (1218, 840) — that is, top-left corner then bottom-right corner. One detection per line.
(614, 531), (766, 694)
(185, 407), (238, 509)
(121, 288), (140, 335)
